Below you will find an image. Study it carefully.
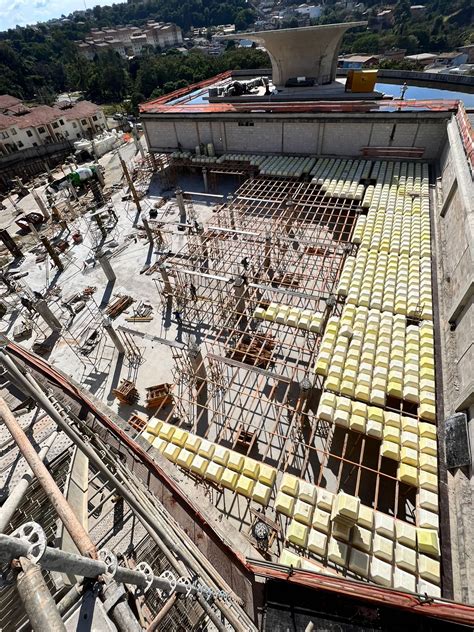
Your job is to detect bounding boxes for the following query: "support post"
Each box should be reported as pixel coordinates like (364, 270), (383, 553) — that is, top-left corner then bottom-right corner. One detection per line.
(92, 211), (107, 239)
(16, 557), (66, 632)
(175, 188), (186, 226)
(31, 190), (50, 220)
(119, 153), (141, 214)
(104, 318), (125, 354)
(97, 251), (116, 283)
(188, 340), (207, 385)
(264, 232), (271, 274)
(202, 167), (209, 194)
(0, 397), (95, 558)
(0, 228), (22, 258)
(233, 276), (247, 318)
(34, 299), (62, 332)
(94, 164), (105, 188)
(159, 264), (172, 295)
(40, 236), (64, 272)
(142, 218), (154, 246)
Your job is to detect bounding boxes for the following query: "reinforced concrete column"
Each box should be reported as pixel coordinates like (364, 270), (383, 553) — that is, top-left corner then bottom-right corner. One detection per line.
(34, 299), (62, 332)
(0, 228), (22, 258)
(142, 218), (154, 246)
(97, 251), (116, 283)
(104, 318), (125, 354)
(40, 236), (64, 272)
(159, 264), (172, 295)
(233, 276), (247, 317)
(188, 340), (207, 384)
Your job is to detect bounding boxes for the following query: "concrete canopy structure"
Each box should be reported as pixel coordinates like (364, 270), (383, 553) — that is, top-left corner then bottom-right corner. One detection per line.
(223, 23), (366, 86)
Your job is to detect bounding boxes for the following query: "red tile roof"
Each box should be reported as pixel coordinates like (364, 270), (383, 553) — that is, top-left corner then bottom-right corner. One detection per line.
(0, 100), (101, 131)
(0, 95), (22, 110)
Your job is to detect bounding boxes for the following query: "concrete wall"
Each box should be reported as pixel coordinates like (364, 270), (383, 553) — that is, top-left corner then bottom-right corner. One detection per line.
(143, 113), (449, 161)
(432, 114), (474, 603)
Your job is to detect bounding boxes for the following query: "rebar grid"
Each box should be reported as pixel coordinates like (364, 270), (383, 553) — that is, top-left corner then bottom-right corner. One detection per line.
(148, 176), (420, 526)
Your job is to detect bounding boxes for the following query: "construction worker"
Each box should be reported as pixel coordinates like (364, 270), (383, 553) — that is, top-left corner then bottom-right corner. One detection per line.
(190, 283), (198, 301)
(174, 310), (183, 327)
(241, 256), (249, 270)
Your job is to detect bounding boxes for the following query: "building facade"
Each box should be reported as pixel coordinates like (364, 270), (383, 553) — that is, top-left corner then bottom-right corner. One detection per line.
(77, 22), (183, 59)
(0, 97), (106, 155)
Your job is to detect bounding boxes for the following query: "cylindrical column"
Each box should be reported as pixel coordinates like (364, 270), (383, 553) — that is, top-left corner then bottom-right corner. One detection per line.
(159, 264), (172, 295)
(16, 557), (66, 632)
(97, 251), (116, 283)
(31, 190), (50, 220)
(202, 168), (209, 193)
(0, 398), (95, 558)
(94, 164), (105, 188)
(104, 318), (125, 354)
(147, 594), (177, 631)
(175, 188), (186, 226)
(34, 299), (62, 332)
(40, 236), (64, 272)
(92, 211), (107, 239)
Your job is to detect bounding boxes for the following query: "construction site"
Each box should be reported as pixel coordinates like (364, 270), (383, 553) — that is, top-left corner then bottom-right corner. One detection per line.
(0, 23), (473, 632)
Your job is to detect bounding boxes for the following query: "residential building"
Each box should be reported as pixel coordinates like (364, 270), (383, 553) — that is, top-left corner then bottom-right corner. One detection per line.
(340, 54), (379, 69)
(375, 9), (395, 29)
(77, 22), (183, 59)
(295, 4), (322, 20)
(0, 97), (106, 155)
(410, 4), (427, 17)
(381, 48), (407, 61)
(432, 51), (469, 68)
(404, 52), (438, 67)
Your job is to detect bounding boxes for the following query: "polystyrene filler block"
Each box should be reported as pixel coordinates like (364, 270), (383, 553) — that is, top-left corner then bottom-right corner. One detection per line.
(298, 481), (317, 505)
(279, 548), (301, 569)
(307, 529), (327, 556)
(235, 474), (255, 498)
(373, 533), (394, 562)
(349, 548), (370, 577)
(162, 442), (181, 463)
(275, 491), (295, 517)
(280, 473), (300, 497)
(328, 538), (348, 566)
(286, 520), (309, 548)
(252, 482), (272, 506)
(205, 461), (224, 484)
(294, 499), (315, 526)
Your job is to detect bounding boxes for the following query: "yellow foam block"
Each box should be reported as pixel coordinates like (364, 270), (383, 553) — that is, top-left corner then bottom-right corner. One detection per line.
(280, 473), (300, 497)
(227, 451), (244, 472)
(331, 520), (351, 542)
(395, 543), (417, 573)
(419, 470), (438, 493)
(381, 440), (400, 461)
(317, 489), (334, 512)
(259, 463), (276, 487)
(349, 548), (370, 577)
(242, 457), (260, 480)
(417, 528), (440, 557)
(190, 455), (209, 476)
(286, 520), (309, 548)
(293, 500), (314, 526)
(375, 512), (395, 539)
(185, 434), (202, 453)
(383, 425), (401, 444)
(275, 308), (290, 324)
(171, 427), (188, 447)
(419, 489), (438, 512)
(357, 504), (374, 529)
(212, 445), (229, 466)
(420, 437), (437, 456)
(328, 538), (348, 566)
(368, 406), (384, 425)
(235, 474), (255, 498)
(152, 436), (166, 452)
(350, 413), (366, 433)
(352, 525), (372, 552)
(332, 491), (360, 522)
(401, 446), (418, 466)
(373, 533), (394, 562)
(312, 508), (331, 533)
(366, 419), (383, 439)
(398, 463), (418, 487)
(147, 419), (163, 436)
(158, 422), (175, 441)
(418, 555), (440, 584)
(198, 439), (215, 460)
(395, 520), (416, 548)
(220, 468), (238, 490)
(253, 307), (266, 319)
(286, 313), (299, 327)
(418, 508), (439, 531)
(401, 431), (418, 449)
(163, 442), (181, 463)
(419, 403), (436, 422)
(298, 481), (317, 505)
(252, 482), (272, 506)
(419, 453), (437, 474)
(279, 548), (301, 569)
(393, 567), (416, 593)
(141, 430), (154, 444)
(418, 422), (436, 440)
(307, 529), (327, 556)
(384, 411), (401, 428)
(176, 448), (194, 469)
(275, 491), (295, 517)
(206, 461), (224, 484)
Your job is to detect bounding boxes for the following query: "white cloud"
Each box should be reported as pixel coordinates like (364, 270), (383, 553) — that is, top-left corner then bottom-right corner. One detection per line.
(0, 0), (116, 31)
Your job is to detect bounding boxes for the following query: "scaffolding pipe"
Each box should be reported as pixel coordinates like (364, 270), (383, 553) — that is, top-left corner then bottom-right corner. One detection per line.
(16, 556), (66, 632)
(0, 398), (96, 559)
(0, 352), (249, 632)
(0, 430), (58, 533)
(147, 594), (177, 631)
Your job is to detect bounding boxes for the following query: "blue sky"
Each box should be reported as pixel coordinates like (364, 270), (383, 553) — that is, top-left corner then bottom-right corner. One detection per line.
(0, 0), (116, 31)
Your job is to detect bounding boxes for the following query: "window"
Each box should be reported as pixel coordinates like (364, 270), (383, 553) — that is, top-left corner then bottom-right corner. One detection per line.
(11, 128), (17, 135)
(81, 119), (87, 125)
(52, 122), (59, 129)
(38, 126), (45, 134)
(72, 122), (77, 128)
(76, 133), (81, 138)
(33, 142), (38, 146)
(0, 131), (8, 139)
(26, 130), (33, 137)
(92, 115), (98, 121)
(60, 119), (64, 125)
(238, 121), (254, 127)
(64, 131), (69, 137)
(17, 141), (24, 148)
